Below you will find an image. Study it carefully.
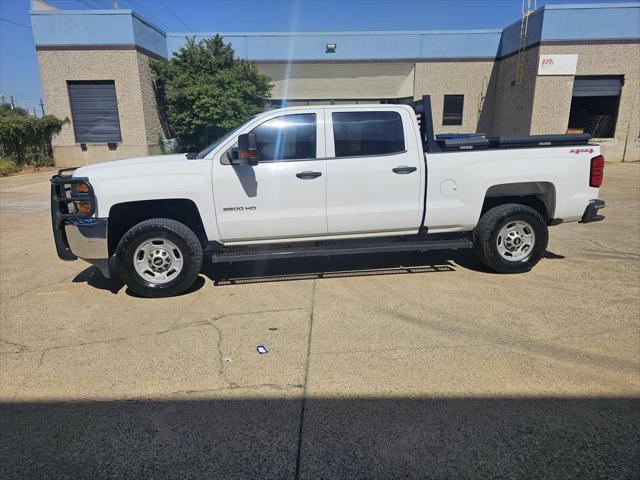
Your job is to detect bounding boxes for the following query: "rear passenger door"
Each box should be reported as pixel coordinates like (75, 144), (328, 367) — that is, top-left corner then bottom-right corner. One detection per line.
(324, 107), (424, 235)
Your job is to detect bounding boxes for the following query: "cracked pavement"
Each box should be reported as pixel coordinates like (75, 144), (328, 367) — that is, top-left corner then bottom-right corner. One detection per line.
(0, 165), (639, 478)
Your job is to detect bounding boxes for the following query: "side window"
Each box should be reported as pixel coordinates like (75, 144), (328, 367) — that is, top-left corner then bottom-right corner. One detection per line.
(250, 113), (316, 161)
(443, 94), (464, 126)
(332, 111), (405, 157)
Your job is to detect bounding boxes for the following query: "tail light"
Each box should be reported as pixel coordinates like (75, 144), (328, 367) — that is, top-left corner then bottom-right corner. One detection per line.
(590, 155), (605, 188)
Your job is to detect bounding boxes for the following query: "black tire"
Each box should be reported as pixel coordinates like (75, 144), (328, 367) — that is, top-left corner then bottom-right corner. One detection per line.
(473, 203), (548, 274)
(115, 218), (203, 298)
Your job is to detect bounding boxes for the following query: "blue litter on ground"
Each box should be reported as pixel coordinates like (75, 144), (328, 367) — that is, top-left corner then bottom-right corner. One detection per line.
(256, 345), (268, 355)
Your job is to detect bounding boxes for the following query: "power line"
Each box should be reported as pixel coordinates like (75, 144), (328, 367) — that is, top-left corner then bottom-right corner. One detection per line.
(124, 0), (171, 31)
(74, 0), (93, 8)
(72, 0), (171, 32)
(0, 18), (32, 30)
(74, 0), (103, 9)
(95, 0), (117, 8)
(0, 89), (42, 99)
(159, 0), (193, 31)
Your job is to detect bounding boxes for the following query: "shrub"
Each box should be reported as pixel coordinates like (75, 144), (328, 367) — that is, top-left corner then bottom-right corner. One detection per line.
(0, 103), (67, 166)
(152, 35), (272, 153)
(0, 157), (19, 176)
(157, 133), (176, 154)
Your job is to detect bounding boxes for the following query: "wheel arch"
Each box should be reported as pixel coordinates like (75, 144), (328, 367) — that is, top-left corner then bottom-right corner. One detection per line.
(107, 199), (208, 256)
(481, 182), (556, 222)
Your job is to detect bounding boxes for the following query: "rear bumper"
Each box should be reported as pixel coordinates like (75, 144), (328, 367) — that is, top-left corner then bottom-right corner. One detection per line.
(580, 199), (606, 223)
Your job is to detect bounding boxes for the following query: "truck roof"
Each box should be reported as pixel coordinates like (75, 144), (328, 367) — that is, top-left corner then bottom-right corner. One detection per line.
(264, 103), (412, 114)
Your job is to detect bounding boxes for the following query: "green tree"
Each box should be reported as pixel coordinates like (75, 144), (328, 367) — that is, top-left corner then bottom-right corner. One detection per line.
(0, 103), (67, 165)
(152, 35), (272, 152)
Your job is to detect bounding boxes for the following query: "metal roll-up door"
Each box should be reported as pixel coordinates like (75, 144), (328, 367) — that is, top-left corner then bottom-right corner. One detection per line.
(572, 77), (623, 97)
(67, 80), (122, 142)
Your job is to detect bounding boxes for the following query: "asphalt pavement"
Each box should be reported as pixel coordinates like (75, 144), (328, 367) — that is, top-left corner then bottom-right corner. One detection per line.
(1, 164), (638, 479)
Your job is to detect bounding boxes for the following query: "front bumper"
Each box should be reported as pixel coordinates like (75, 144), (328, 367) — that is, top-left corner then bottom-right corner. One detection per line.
(580, 199), (606, 223)
(51, 169), (107, 261)
(64, 218), (108, 259)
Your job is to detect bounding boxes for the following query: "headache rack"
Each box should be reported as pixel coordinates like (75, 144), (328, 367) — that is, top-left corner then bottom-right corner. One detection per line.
(50, 167), (96, 260)
(414, 95), (591, 153)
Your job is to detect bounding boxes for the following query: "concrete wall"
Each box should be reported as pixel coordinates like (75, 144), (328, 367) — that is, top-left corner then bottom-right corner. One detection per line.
(530, 43), (640, 162)
(487, 46), (541, 136)
(37, 49), (161, 166)
(136, 53), (165, 150)
(31, 9), (168, 59)
(257, 62), (415, 100)
(167, 30), (502, 61)
(413, 60), (496, 134)
(541, 3), (640, 43)
(498, 8), (544, 57)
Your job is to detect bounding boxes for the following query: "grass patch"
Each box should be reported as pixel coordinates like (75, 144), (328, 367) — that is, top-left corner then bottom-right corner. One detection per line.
(0, 157), (55, 176)
(0, 157), (19, 176)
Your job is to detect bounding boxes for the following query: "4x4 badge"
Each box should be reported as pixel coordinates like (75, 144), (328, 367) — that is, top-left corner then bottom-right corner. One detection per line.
(569, 148), (594, 154)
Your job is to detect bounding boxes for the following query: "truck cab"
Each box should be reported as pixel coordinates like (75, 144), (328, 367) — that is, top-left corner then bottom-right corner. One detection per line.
(211, 104), (425, 242)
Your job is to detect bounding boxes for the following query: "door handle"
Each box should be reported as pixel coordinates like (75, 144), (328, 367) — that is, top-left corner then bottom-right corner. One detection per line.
(296, 171), (322, 179)
(392, 166), (417, 174)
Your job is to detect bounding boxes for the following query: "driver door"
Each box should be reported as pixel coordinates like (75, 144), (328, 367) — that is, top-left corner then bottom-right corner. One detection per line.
(211, 109), (327, 242)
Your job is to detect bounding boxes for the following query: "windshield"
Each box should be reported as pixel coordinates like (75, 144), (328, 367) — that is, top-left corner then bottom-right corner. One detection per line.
(195, 123), (245, 159)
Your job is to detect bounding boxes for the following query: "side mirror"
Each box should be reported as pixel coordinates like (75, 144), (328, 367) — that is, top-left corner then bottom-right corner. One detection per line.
(230, 133), (258, 166)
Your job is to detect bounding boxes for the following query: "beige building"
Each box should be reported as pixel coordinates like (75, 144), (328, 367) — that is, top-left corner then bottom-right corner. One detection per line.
(30, 1), (640, 166)
(37, 49), (165, 166)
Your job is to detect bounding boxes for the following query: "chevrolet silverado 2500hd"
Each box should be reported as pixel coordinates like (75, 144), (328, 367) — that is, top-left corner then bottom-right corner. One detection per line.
(51, 96), (605, 297)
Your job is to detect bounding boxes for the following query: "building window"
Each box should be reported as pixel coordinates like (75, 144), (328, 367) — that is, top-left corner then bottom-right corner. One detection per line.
(250, 113), (316, 161)
(67, 80), (122, 143)
(568, 76), (623, 139)
(442, 95), (464, 126)
(332, 111), (405, 158)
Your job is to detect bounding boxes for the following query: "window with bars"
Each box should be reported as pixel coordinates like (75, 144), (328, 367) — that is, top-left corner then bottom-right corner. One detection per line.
(442, 94), (464, 126)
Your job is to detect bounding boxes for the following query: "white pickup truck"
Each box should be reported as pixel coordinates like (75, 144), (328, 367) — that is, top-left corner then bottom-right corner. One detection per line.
(51, 96), (605, 297)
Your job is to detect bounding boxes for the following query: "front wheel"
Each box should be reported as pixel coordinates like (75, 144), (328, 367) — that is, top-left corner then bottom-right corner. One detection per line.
(473, 204), (548, 274)
(115, 218), (203, 298)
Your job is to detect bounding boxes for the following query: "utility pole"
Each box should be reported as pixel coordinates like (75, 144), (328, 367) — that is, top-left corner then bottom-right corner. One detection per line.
(39, 99), (45, 116)
(10, 96), (15, 109)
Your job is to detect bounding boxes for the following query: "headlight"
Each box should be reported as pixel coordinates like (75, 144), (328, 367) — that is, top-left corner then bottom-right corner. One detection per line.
(75, 182), (90, 194)
(76, 201), (92, 214)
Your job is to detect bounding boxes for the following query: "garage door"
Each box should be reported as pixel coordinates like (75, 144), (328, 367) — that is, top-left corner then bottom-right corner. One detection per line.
(572, 76), (623, 97)
(67, 80), (122, 143)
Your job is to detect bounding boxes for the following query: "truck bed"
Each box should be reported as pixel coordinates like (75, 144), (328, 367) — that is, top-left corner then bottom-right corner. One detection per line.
(414, 97), (592, 153)
(435, 133), (591, 151)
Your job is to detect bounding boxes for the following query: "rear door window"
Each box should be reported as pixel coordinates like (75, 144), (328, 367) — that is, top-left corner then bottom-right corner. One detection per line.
(332, 111), (405, 158)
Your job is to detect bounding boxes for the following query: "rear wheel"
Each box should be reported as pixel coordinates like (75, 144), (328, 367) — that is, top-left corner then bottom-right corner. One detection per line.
(115, 218), (203, 297)
(473, 203), (548, 274)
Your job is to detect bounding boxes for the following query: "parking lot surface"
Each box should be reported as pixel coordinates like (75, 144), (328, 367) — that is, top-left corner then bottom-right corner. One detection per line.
(1, 164), (639, 479)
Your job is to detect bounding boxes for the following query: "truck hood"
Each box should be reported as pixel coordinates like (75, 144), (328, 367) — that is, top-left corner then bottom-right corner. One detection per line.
(73, 154), (191, 179)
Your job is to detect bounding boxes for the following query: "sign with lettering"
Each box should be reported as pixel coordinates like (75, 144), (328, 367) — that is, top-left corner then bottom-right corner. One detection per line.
(538, 54), (578, 75)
